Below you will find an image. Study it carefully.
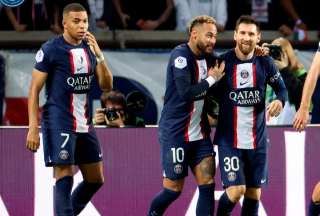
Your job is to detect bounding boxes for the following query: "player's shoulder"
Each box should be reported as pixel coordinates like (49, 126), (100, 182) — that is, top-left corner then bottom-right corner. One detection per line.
(170, 43), (192, 69)
(41, 36), (62, 52)
(256, 55), (274, 66)
(171, 43), (191, 57)
(218, 49), (234, 60)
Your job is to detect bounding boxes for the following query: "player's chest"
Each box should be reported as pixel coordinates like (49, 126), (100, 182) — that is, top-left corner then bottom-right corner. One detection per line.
(54, 47), (95, 76)
(194, 59), (208, 82)
(224, 62), (266, 89)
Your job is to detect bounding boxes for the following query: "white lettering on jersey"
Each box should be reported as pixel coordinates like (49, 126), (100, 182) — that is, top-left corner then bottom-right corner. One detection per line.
(174, 56), (187, 69)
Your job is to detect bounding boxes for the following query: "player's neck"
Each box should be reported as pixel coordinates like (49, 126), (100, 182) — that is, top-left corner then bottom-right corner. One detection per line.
(235, 47), (254, 61)
(187, 42), (202, 57)
(63, 33), (82, 46)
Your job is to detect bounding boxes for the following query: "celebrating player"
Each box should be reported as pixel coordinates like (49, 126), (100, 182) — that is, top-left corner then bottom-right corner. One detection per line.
(212, 15), (288, 216)
(147, 15), (225, 216)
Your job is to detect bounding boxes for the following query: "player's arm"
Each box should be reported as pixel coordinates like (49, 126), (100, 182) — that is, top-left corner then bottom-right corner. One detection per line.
(26, 69), (47, 152)
(85, 31), (113, 92)
(293, 51), (320, 130)
(174, 56), (224, 101)
(267, 59), (288, 117)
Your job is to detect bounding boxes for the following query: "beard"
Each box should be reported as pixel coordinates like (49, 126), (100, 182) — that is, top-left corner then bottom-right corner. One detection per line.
(196, 41), (213, 55)
(238, 42), (255, 55)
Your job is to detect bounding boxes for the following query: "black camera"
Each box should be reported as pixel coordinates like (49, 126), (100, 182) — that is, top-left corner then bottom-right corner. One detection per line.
(265, 44), (282, 60)
(104, 108), (119, 121)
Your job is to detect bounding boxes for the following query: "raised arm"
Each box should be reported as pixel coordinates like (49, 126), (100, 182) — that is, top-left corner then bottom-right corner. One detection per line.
(85, 31), (113, 92)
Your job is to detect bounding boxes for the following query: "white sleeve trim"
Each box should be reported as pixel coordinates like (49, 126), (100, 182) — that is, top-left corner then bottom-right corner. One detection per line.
(206, 76), (216, 87)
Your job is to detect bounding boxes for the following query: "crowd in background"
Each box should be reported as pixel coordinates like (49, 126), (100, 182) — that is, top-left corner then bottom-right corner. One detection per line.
(0, 0), (320, 39)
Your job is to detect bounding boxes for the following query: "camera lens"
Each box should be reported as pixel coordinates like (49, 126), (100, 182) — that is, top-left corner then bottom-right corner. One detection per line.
(105, 109), (119, 121)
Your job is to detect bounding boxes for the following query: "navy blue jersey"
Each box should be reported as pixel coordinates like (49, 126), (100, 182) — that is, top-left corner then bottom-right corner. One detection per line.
(34, 36), (97, 132)
(159, 43), (217, 142)
(212, 49), (288, 149)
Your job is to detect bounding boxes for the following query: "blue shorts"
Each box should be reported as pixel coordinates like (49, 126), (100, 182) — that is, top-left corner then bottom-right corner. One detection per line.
(218, 145), (268, 188)
(160, 138), (214, 180)
(42, 128), (103, 167)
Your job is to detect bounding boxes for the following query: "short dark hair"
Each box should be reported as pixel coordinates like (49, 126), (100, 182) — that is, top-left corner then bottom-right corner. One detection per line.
(63, 3), (87, 16)
(235, 15), (260, 32)
(100, 90), (127, 109)
(188, 15), (216, 34)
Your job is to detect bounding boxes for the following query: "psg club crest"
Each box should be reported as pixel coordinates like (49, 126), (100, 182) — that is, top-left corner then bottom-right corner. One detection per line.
(0, 0), (25, 7)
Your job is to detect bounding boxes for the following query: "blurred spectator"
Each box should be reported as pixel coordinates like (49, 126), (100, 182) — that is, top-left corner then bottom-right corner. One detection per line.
(88, 0), (108, 31)
(0, 3), (27, 31)
(16, 0), (51, 30)
(265, 37), (306, 124)
(111, 0), (175, 30)
(270, 37), (306, 110)
(226, 0), (294, 36)
(174, 0), (227, 32)
(94, 90), (145, 127)
(280, 0), (320, 31)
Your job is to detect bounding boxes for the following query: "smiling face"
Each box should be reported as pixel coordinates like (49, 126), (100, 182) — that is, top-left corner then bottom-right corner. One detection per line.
(234, 23), (261, 56)
(193, 23), (217, 55)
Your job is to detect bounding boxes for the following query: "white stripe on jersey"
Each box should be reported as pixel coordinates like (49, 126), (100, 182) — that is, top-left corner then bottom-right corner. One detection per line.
(234, 63), (256, 149)
(70, 48), (90, 132)
(72, 94), (89, 132)
(187, 100), (205, 141)
(186, 59), (207, 142)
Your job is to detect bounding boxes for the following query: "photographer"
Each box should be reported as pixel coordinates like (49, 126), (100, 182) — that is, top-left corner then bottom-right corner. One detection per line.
(265, 37), (306, 112)
(93, 90), (145, 127)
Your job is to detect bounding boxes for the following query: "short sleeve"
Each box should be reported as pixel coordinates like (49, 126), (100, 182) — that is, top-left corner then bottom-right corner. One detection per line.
(34, 43), (53, 73)
(170, 49), (190, 80)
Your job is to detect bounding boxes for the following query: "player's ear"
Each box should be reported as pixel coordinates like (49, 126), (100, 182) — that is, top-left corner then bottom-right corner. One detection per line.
(257, 32), (261, 43)
(233, 30), (237, 41)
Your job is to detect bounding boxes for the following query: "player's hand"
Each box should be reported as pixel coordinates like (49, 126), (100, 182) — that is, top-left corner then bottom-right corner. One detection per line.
(208, 60), (225, 81)
(255, 44), (269, 56)
(267, 99), (283, 117)
(94, 108), (106, 125)
(26, 126), (40, 152)
(85, 31), (103, 59)
(293, 107), (309, 132)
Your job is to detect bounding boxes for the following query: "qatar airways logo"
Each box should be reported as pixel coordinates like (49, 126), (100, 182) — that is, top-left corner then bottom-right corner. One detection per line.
(229, 89), (261, 105)
(67, 74), (94, 91)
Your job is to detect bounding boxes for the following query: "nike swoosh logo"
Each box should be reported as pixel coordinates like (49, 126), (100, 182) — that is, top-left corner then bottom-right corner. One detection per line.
(98, 153), (103, 158)
(240, 81), (248, 86)
(77, 66), (84, 72)
(261, 179), (266, 184)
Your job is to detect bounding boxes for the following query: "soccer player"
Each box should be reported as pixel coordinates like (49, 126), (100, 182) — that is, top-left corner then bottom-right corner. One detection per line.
(147, 15), (225, 216)
(26, 3), (113, 216)
(212, 15), (288, 216)
(293, 43), (320, 216)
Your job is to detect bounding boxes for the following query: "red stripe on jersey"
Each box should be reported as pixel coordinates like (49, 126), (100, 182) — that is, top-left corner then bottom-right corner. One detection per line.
(83, 49), (90, 123)
(69, 51), (76, 130)
(184, 103), (194, 142)
(232, 64), (238, 148)
(70, 94), (77, 131)
(83, 48), (91, 74)
(252, 64), (257, 148)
